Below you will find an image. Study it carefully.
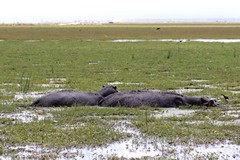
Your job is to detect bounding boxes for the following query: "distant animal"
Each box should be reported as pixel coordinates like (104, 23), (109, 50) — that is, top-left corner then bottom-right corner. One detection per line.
(99, 90), (219, 108)
(31, 85), (118, 107)
(156, 27), (161, 30)
(221, 94), (229, 102)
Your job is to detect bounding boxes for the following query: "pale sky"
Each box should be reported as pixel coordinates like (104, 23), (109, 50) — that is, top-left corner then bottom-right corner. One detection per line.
(1, 0), (240, 23)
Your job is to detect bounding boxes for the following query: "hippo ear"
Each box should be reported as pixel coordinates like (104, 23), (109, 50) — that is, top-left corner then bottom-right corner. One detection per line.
(113, 86), (117, 89)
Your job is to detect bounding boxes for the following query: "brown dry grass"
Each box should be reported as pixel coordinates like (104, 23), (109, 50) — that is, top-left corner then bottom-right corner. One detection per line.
(1, 23), (240, 40)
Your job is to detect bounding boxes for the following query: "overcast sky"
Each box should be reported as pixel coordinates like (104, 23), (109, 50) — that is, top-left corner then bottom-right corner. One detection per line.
(1, 0), (240, 23)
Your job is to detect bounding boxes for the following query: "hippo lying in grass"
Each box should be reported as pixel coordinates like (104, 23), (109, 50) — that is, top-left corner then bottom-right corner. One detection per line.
(99, 90), (219, 108)
(31, 85), (118, 107)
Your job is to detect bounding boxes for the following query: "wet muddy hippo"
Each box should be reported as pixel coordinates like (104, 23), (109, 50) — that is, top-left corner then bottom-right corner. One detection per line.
(99, 90), (219, 107)
(31, 85), (118, 107)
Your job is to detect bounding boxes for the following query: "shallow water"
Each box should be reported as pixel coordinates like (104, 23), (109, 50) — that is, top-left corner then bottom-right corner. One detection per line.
(154, 108), (197, 118)
(188, 79), (209, 83)
(1, 78), (240, 159)
(108, 39), (240, 43)
(192, 39), (240, 43)
(0, 110), (53, 123)
(174, 88), (203, 94)
(200, 84), (218, 89)
(108, 81), (145, 85)
(230, 90), (240, 94)
(14, 91), (46, 100)
(2, 137), (239, 159)
(0, 108), (239, 159)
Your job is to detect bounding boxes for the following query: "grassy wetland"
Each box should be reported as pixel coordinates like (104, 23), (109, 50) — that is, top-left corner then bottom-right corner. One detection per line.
(0, 23), (240, 159)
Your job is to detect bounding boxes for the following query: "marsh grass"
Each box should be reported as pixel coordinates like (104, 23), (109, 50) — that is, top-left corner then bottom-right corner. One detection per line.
(1, 118), (121, 148)
(0, 106), (146, 148)
(133, 108), (240, 145)
(18, 72), (32, 94)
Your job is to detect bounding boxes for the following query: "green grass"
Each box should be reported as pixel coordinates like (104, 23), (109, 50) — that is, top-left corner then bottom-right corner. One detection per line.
(0, 40), (239, 98)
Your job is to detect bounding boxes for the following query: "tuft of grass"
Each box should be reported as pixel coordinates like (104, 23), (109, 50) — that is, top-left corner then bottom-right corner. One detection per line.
(18, 72), (32, 94)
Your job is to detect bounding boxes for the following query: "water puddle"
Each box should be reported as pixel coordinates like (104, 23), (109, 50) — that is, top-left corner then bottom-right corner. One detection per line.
(174, 88), (203, 94)
(37, 84), (64, 88)
(188, 79), (209, 83)
(0, 109), (239, 159)
(24, 40), (44, 42)
(0, 82), (20, 86)
(187, 119), (240, 126)
(0, 110), (53, 123)
(108, 81), (145, 85)
(107, 39), (240, 43)
(14, 91), (46, 100)
(36, 78), (66, 88)
(213, 119), (240, 126)
(2, 138), (239, 159)
(48, 78), (66, 84)
(191, 39), (240, 43)
(154, 108), (197, 118)
(88, 61), (102, 65)
(200, 84), (218, 89)
(230, 90), (240, 94)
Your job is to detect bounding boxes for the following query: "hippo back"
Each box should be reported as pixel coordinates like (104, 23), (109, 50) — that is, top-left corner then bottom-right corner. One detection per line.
(99, 90), (181, 107)
(31, 85), (118, 107)
(100, 90), (218, 108)
(31, 90), (101, 107)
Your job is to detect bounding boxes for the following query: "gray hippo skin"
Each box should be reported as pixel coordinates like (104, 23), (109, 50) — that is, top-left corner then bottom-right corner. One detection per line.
(100, 90), (218, 107)
(31, 85), (118, 107)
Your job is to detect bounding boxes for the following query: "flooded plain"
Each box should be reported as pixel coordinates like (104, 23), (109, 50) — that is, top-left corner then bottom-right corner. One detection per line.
(1, 110), (239, 159)
(0, 78), (240, 159)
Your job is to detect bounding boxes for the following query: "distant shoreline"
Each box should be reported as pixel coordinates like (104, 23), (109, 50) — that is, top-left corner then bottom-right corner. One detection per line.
(1, 18), (240, 25)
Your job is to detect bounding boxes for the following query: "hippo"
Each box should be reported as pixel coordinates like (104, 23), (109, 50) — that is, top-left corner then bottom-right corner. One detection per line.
(31, 85), (118, 107)
(99, 90), (219, 108)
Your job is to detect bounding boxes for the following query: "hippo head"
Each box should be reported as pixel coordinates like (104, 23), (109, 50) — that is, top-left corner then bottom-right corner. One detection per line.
(99, 85), (118, 97)
(201, 98), (219, 107)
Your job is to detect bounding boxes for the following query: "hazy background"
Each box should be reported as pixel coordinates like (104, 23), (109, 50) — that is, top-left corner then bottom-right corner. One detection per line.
(1, 0), (240, 23)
